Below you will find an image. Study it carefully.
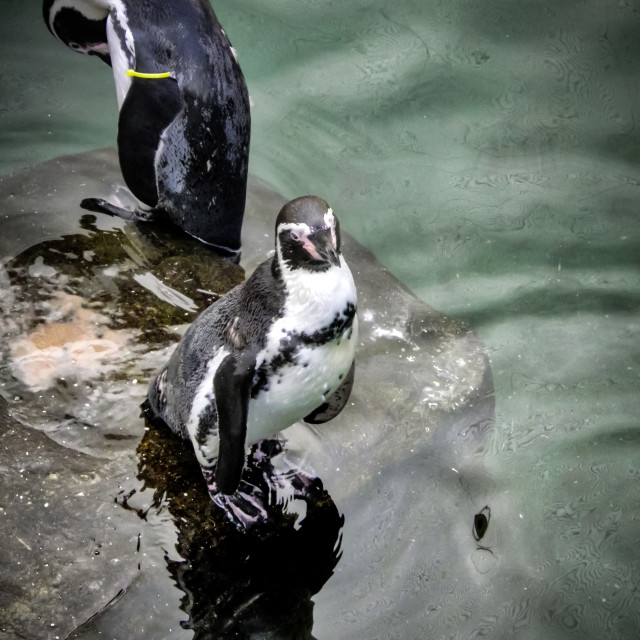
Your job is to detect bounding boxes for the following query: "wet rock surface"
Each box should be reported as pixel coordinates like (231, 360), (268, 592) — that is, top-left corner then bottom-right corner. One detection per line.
(0, 149), (493, 639)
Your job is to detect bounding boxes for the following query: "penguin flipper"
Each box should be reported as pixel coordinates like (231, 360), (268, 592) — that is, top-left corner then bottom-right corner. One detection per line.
(304, 360), (356, 424)
(213, 351), (257, 495)
(117, 77), (184, 208)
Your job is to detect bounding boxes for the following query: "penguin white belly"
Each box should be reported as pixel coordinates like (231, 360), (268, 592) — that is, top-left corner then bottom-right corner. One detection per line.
(247, 319), (358, 442)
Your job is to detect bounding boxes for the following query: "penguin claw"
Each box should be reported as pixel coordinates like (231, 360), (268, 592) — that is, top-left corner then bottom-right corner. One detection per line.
(212, 489), (269, 531)
(201, 467), (269, 530)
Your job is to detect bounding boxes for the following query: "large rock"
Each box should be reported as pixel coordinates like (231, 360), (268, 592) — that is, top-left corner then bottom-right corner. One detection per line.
(0, 149), (493, 639)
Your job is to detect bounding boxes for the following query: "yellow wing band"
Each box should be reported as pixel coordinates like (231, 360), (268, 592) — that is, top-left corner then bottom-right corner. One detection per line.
(126, 69), (171, 79)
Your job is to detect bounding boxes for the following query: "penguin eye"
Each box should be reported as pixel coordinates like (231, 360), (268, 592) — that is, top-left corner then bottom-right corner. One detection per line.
(70, 42), (81, 50)
(290, 230), (301, 242)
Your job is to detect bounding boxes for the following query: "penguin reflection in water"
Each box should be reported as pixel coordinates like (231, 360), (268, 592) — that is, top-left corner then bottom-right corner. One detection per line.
(42, 0), (250, 259)
(147, 197), (358, 528)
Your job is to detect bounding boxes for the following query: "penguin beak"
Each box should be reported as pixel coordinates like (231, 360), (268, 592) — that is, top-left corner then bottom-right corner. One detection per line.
(311, 229), (340, 267)
(90, 50), (112, 66)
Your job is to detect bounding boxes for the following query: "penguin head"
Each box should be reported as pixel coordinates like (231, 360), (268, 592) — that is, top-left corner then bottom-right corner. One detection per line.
(43, 0), (111, 64)
(275, 196), (342, 272)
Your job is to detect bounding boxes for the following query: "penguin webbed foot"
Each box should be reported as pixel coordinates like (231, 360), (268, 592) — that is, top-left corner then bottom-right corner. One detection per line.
(201, 438), (317, 532)
(202, 466), (270, 531)
(214, 485), (271, 531)
(80, 197), (155, 222)
(204, 476), (272, 531)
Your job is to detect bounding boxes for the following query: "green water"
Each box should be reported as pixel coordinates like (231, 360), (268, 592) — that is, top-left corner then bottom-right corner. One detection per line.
(2, 0), (640, 638)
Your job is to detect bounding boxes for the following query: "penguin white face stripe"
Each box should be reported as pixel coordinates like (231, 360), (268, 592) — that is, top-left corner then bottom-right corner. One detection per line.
(323, 207), (338, 247)
(110, 1), (135, 60)
(278, 222), (312, 236)
(107, 18), (133, 108)
(106, 2), (135, 108)
(47, 0), (110, 34)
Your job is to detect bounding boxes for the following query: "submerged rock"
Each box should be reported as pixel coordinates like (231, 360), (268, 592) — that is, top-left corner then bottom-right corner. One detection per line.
(0, 396), (142, 640)
(0, 149), (493, 639)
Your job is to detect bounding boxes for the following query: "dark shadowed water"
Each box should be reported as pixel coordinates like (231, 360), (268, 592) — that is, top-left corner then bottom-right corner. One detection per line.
(1, 0), (640, 639)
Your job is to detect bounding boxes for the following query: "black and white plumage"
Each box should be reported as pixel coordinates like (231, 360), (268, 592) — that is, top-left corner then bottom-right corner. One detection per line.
(43, 0), (250, 258)
(147, 196), (358, 525)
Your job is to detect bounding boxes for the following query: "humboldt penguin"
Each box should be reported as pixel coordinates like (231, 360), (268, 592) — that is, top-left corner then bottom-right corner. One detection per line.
(147, 196), (358, 527)
(43, 0), (250, 258)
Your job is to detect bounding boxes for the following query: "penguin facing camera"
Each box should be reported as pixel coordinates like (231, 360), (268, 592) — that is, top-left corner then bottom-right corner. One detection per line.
(146, 196), (358, 529)
(43, 0), (250, 260)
